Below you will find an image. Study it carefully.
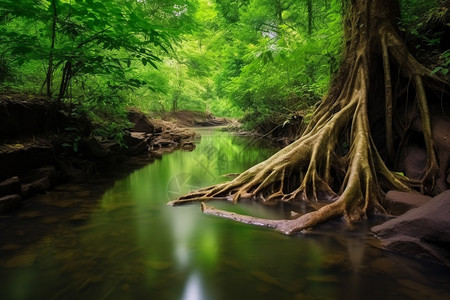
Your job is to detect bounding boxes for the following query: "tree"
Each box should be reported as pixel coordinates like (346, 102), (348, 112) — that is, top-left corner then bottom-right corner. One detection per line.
(0, 0), (183, 100)
(170, 0), (449, 234)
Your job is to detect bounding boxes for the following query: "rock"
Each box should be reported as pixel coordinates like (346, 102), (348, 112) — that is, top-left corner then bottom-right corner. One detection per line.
(162, 110), (232, 127)
(130, 132), (151, 142)
(384, 190), (431, 215)
(194, 117), (230, 126)
(181, 142), (196, 151)
(124, 132), (148, 147)
(0, 146), (56, 181)
(21, 166), (57, 197)
(151, 137), (178, 149)
(21, 166), (57, 185)
(154, 126), (163, 134)
(407, 111), (450, 194)
(372, 190), (450, 266)
(0, 176), (21, 197)
(21, 177), (51, 197)
(57, 160), (87, 183)
(163, 128), (196, 143)
(0, 95), (65, 139)
(0, 194), (21, 214)
(127, 110), (154, 133)
(98, 141), (121, 153)
(123, 141), (148, 156)
(79, 137), (109, 159)
(402, 143), (427, 180)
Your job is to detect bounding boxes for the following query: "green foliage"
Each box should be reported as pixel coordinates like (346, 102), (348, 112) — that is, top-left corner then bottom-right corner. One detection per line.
(0, 0), (196, 142)
(0, 53), (14, 83)
(399, 0), (448, 64)
(212, 0), (343, 123)
(1, 0), (445, 137)
(0, 0), (346, 128)
(431, 50), (450, 76)
(0, 0), (200, 101)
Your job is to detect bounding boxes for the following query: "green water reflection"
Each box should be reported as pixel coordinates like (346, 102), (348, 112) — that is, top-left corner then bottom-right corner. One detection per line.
(1, 128), (450, 300)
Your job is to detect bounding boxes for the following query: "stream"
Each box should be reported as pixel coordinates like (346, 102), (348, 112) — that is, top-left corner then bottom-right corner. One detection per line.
(1, 128), (449, 300)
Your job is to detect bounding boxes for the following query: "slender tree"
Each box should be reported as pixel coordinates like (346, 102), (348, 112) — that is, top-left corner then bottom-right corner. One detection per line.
(170, 0), (449, 234)
(44, 0), (58, 97)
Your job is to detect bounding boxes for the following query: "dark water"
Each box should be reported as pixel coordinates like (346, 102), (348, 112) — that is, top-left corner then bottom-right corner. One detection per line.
(1, 128), (449, 300)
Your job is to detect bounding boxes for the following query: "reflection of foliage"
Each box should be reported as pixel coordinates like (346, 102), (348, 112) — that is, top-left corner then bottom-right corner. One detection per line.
(216, 150), (231, 174)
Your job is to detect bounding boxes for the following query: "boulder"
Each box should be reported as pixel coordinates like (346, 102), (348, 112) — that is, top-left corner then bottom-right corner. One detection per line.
(384, 190), (431, 215)
(406, 111), (450, 194)
(124, 132), (149, 147)
(372, 190), (450, 266)
(127, 111), (154, 133)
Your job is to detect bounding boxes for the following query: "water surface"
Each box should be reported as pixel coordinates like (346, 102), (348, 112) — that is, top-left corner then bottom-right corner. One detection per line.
(1, 128), (449, 300)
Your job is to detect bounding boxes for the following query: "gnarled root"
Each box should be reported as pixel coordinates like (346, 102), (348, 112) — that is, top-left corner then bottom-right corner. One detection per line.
(168, 7), (449, 234)
(170, 66), (413, 233)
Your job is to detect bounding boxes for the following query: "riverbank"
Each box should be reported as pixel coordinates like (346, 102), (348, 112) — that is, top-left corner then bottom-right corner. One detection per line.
(0, 95), (213, 214)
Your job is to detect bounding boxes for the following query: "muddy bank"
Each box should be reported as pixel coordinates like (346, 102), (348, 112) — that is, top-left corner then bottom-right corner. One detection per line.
(0, 96), (198, 214)
(161, 110), (233, 127)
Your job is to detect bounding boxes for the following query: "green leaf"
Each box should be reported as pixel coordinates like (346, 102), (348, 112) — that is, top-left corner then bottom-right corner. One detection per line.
(431, 67), (442, 75)
(148, 59), (158, 69)
(393, 171), (405, 177)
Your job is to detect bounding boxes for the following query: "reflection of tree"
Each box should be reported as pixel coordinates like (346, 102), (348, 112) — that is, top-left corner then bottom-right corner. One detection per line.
(215, 150), (230, 174)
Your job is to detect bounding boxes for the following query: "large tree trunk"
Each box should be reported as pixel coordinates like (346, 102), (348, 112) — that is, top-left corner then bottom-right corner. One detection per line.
(169, 0), (449, 234)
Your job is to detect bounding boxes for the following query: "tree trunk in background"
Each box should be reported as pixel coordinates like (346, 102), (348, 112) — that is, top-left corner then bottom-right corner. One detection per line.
(44, 0), (58, 98)
(307, 0), (312, 36)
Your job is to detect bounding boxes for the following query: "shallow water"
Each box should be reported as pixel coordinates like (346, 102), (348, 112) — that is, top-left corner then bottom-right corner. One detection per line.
(1, 128), (449, 300)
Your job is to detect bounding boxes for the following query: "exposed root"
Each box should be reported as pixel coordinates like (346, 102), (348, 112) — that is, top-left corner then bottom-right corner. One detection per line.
(382, 34), (395, 162)
(169, 0), (449, 234)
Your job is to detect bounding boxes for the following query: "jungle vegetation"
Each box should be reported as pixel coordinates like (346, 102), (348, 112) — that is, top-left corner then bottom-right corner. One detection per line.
(1, 0), (449, 232)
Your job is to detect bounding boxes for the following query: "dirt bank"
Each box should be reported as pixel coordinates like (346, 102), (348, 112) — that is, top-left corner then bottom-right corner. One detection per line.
(0, 95), (198, 214)
(161, 110), (233, 127)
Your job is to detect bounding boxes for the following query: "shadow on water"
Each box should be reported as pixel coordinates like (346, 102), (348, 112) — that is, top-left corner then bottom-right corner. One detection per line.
(1, 128), (450, 300)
